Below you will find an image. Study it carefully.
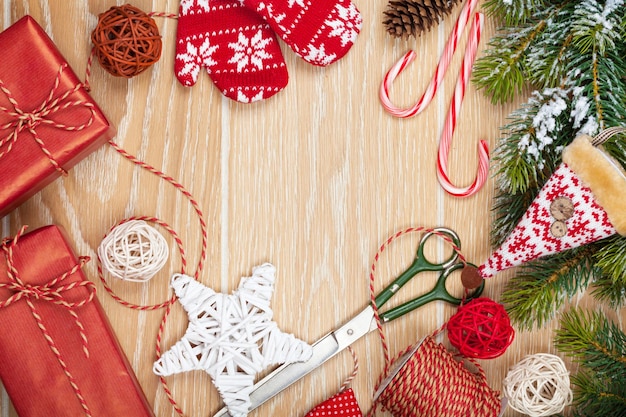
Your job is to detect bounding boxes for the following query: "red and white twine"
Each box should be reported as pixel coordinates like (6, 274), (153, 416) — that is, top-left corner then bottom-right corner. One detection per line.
(0, 227), (96, 416)
(379, 0), (489, 198)
(0, 64), (96, 175)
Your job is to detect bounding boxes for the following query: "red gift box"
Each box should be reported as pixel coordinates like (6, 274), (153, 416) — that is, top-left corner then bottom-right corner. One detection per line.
(0, 16), (115, 218)
(0, 225), (154, 417)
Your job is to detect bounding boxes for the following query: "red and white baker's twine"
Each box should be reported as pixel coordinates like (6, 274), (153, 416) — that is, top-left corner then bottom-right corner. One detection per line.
(1, 227), (96, 416)
(368, 227), (466, 368)
(379, 0), (488, 198)
(0, 64), (96, 175)
(100, 139), (208, 417)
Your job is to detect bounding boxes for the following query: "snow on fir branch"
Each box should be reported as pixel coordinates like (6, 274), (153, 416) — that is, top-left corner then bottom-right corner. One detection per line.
(493, 81), (598, 196)
(476, 3), (626, 412)
(475, 0), (626, 327)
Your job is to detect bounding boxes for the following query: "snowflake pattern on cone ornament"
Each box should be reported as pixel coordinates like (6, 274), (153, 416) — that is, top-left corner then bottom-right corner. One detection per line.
(479, 134), (626, 278)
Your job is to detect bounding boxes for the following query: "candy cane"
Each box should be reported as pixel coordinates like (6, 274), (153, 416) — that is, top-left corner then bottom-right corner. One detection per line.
(379, 0), (488, 198)
(437, 12), (488, 197)
(379, 0), (478, 117)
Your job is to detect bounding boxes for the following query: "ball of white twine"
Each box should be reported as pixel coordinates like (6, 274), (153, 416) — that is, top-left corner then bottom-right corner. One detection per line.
(98, 220), (169, 282)
(503, 353), (573, 417)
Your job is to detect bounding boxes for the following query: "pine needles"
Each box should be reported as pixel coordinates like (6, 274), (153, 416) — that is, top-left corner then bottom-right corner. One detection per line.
(555, 309), (626, 416)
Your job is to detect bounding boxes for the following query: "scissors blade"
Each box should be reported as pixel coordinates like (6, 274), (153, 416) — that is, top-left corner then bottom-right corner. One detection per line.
(213, 306), (376, 417)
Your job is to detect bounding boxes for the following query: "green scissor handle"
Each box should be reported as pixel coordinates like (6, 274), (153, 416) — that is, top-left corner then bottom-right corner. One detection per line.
(372, 227), (484, 323)
(380, 263), (484, 322)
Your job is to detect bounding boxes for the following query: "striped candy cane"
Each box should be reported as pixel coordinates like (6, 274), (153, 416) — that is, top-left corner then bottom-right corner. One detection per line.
(379, 0), (478, 117)
(379, 0), (489, 198)
(437, 12), (488, 197)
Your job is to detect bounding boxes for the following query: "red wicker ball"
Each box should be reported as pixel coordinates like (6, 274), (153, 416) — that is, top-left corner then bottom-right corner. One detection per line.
(447, 297), (514, 359)
(91, 4), (162, 78)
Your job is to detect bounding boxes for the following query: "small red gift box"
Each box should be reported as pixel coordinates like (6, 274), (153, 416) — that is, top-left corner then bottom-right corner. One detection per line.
(0, 225), (154, 417)
(0, 16), (115, 218)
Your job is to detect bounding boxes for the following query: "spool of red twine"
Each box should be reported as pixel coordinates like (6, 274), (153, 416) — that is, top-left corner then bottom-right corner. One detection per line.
(446, 297), (515, 359)
(91, 4), (162, 78)
(373, 336), (501, 417)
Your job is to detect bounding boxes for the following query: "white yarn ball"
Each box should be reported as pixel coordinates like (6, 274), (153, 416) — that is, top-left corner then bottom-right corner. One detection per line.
(503, 353), (573, 417)
(98, 220), (169, 282)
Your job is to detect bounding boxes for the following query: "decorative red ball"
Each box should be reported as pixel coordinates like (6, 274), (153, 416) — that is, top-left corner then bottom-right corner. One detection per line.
(447, 297), (514, 359)
(91, 4), (162, 78)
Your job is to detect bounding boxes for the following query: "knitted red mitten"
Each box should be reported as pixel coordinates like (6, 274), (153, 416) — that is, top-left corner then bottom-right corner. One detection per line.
(175, 0), (288, 103)
(243, 0), (362, 66)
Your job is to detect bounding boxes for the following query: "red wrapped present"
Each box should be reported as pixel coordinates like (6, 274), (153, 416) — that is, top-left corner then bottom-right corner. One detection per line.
(0, 225), (154, 417)
(0, 16), (115, 218)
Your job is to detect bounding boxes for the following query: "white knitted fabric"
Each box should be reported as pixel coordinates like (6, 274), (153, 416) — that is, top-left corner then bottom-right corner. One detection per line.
(479, 162), (616, 278)
(153, 263), (312, 417)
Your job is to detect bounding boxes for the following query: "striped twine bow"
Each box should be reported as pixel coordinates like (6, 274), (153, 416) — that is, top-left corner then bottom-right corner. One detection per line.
(0, 64), (96, 175)
(0, 226), (96, 417)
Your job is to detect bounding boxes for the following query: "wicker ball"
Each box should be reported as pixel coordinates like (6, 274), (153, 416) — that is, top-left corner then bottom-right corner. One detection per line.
(91, 4), (162, 78)
(447, 297), (515, 359)
(98, 220), (169, 282)
(503, 353), (572, 416)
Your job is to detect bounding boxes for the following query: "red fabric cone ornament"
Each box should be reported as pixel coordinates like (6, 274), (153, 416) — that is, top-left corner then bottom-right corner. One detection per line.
(479, 133), (626, 278)
(304, 388), (362, 417)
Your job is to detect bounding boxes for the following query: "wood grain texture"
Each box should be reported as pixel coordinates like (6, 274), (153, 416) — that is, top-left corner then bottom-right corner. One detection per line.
(1, 1), (624, 416)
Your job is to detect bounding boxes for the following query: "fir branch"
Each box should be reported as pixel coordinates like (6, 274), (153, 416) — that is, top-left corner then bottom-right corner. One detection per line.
(501, 246), (597, 330)
(471, 25), (533, 104)
(482, 0), (555, 26)
(594, 236), (626, 283)
(492, 83), (596, 195)
(591, 274), (626, 309)
(524, 2), (578, 89)
(555, 309), (626, 416)
(592, 236), (626, 308)
(571, 0), (625, 56)
(570, 370), (626, 417)
(555, 308), (626, 377)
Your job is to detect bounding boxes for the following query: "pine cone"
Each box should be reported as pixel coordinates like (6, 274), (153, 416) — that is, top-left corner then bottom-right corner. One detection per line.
(382, 0), (461, 38)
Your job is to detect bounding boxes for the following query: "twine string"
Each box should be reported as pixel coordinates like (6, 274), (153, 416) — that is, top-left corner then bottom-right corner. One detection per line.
(0, 64), (96, 174)
(338, 346), (360, 393)
(366, 227), (500, 417)
(98, 139), (208, 417)
(368, 226), (467, 369)
(0, 226), (96, 416)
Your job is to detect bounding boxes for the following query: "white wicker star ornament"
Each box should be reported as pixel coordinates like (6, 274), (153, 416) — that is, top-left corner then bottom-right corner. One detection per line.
(153, 263), (313, 417)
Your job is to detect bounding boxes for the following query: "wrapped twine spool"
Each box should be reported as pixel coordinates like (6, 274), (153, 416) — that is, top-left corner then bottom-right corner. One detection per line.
(373, 336), (502, 417)
(91, 4), (162, 78)
(446, 297), (515, 359)
(98, 220), (169, 282)
(503, 353), (572, 417)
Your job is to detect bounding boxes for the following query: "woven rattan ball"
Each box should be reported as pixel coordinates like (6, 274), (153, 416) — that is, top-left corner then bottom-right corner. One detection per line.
(447, 297), (515, 359)
(91, 4), (162, 78)
(503, 353), (572, 417)
(98, 220), (169, 282)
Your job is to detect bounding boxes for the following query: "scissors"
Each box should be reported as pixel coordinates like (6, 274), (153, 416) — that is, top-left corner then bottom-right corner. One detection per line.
(214, 227), (484, 417)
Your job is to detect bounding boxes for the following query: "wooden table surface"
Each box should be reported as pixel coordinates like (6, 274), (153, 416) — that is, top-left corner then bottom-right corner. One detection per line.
(2, 1), (623, 416)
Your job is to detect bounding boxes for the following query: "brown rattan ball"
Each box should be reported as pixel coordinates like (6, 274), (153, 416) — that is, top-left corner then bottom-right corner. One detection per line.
(91, 4), (162, 78)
